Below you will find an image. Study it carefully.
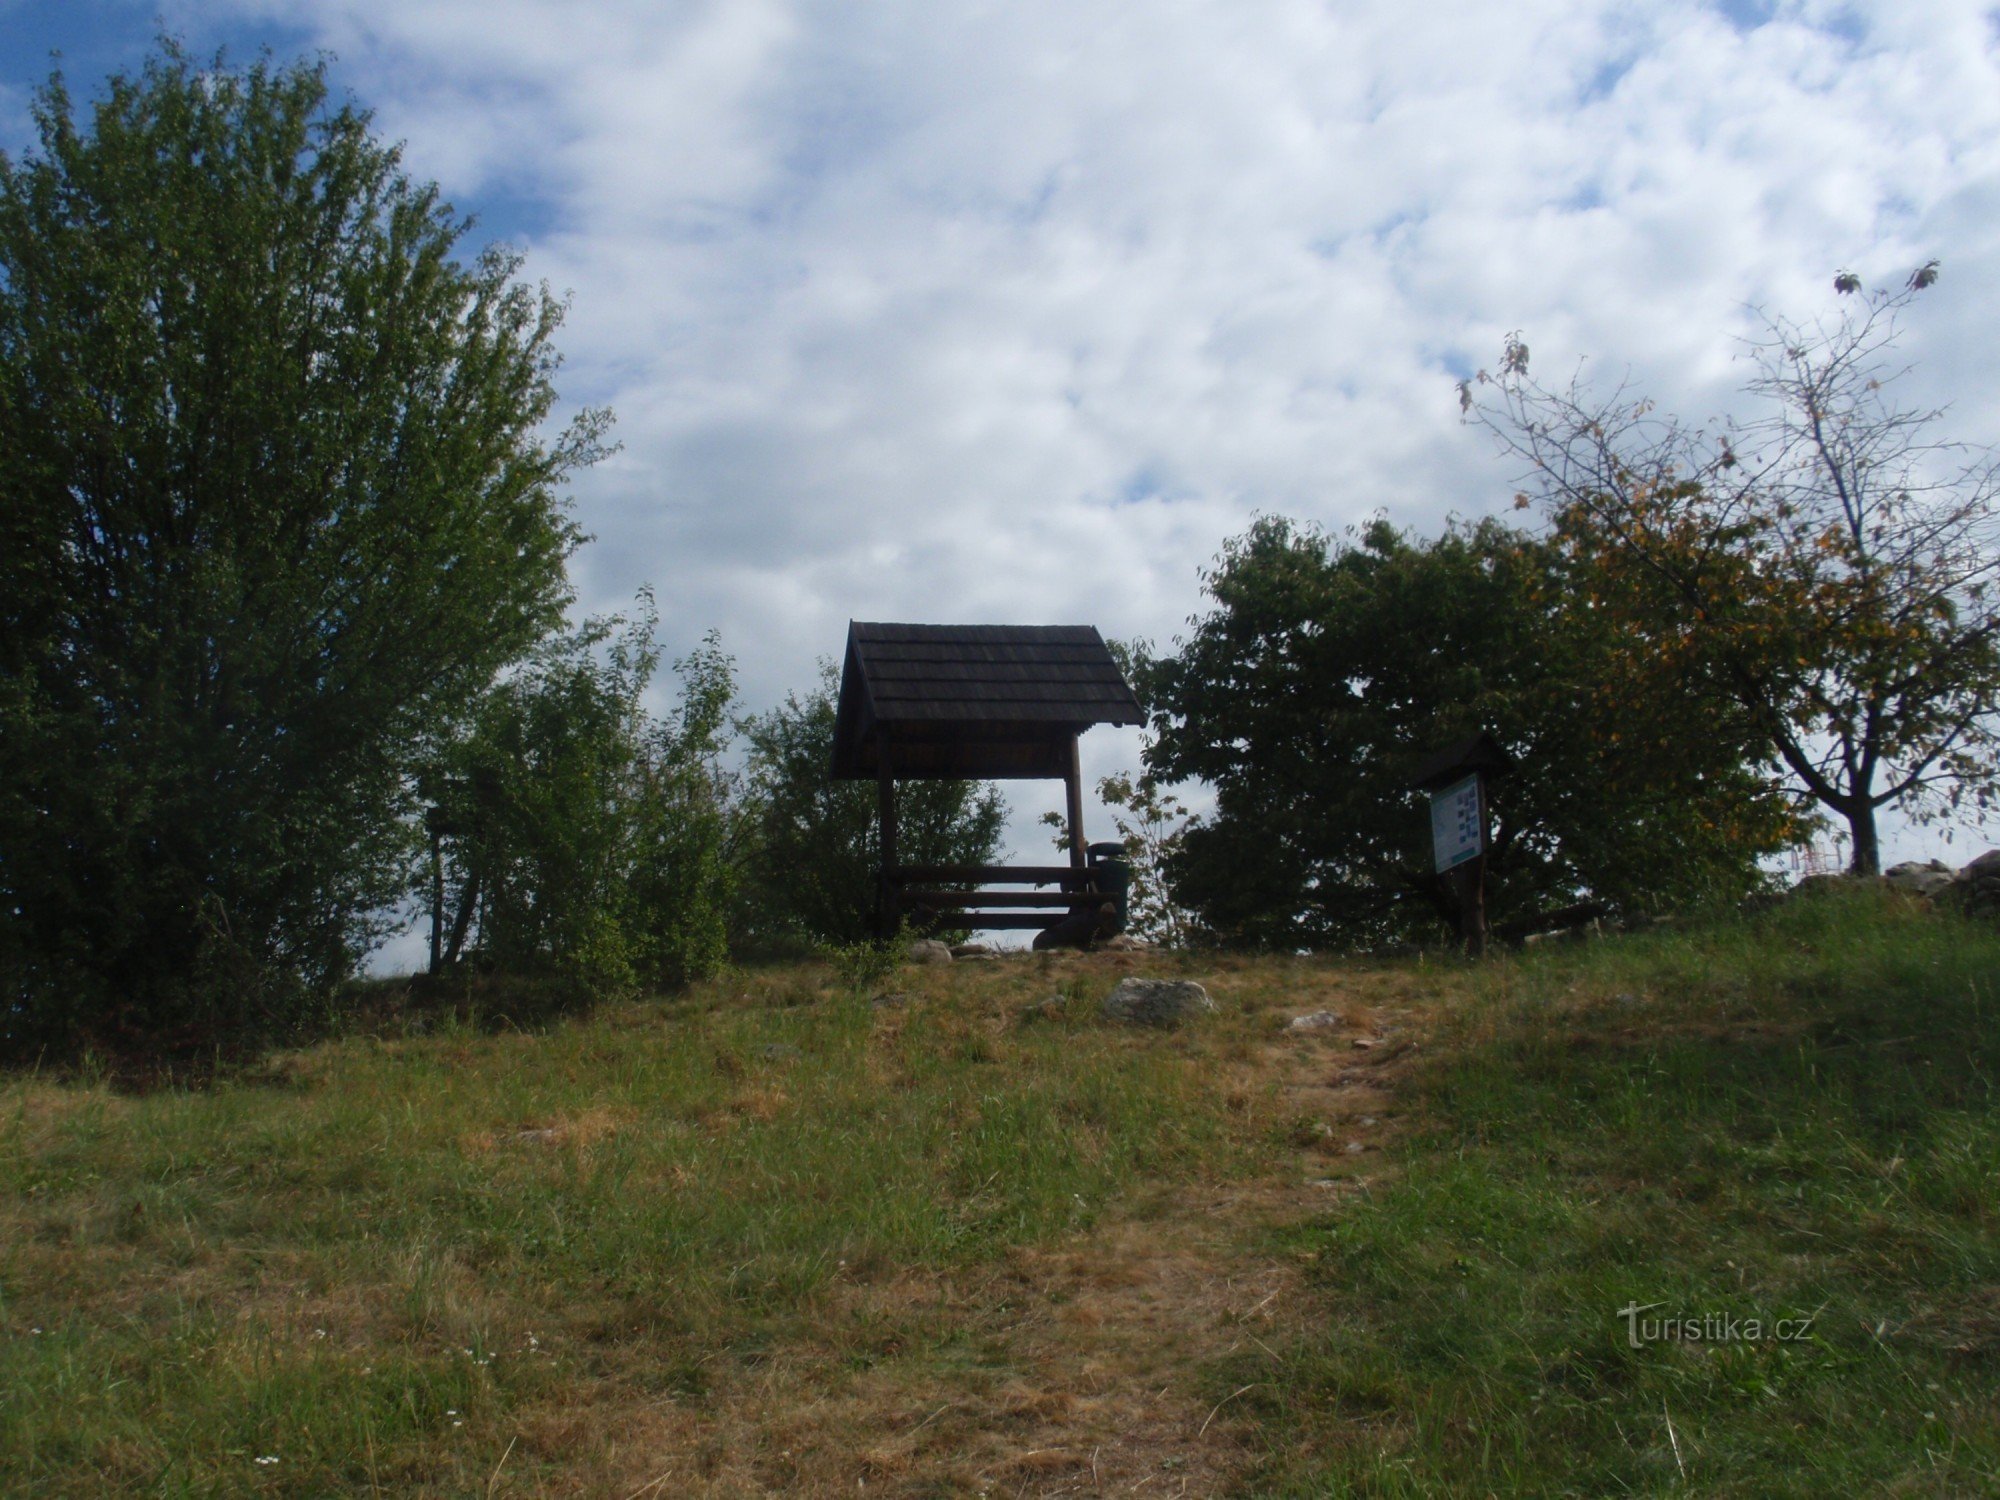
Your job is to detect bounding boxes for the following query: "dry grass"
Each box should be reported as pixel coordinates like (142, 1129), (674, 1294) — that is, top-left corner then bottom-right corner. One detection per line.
(2, 944), (1433, 1496)
(16, 894), (1994, 1495)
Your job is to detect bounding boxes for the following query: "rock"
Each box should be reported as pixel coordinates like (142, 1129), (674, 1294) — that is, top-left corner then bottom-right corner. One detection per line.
(1018, 993), (1070, 1023)
(870, 992), (912, 1010)
(1350, 1037), (1379, 1050)
(1956, 849), (2000, 883)
(1886, 861), (1955, 897)
(1286, 1010), (1342, 1031)
(950, 942), (994, 957)
(906, 939), (953, 966)
(1098, 977), (1215, 1028)
(1100, 934), (1150, 952)
(1032, 903), (1119, 951)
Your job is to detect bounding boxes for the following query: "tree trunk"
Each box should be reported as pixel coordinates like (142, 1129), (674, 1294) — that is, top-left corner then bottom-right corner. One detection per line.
(1846, 802), (1881, 877)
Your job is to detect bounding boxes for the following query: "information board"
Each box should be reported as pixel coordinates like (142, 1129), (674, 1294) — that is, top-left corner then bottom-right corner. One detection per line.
(1430, 773), (1484, 872)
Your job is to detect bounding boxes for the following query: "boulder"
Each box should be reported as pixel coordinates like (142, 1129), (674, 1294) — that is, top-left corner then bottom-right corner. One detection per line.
(950, 942), (994, 958)
(1032, 902), (1119, 951)
(1286, 1010), (1342, 1031)
(1099, 977), (1215, 1028)
(1952, 850), (2000, 914)
(1885, 860), (1955, 897)
(906, 939), (953, 966)
(1956, 849), (2000, 883)
(1100, 934), (1150, 952)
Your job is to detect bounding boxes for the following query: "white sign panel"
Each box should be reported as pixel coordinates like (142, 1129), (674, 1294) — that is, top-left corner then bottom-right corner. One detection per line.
(1430, 774), (1484, 872)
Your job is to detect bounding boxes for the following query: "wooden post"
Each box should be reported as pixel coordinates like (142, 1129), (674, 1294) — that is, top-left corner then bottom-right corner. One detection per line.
(1458, 820), (1488, 959)
(877, 744), (900, 937)
(1065, 732), (1087, 873)
(1418, 746), (1505, 961)
(428, 820), (444, 976)
(1447, 774), (1490, 958)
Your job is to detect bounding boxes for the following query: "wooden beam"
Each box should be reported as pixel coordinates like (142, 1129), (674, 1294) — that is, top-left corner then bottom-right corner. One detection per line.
(944, 913), (1070, 931)
(892, 863), (1091, 885)
(904, 889), (1103, 909)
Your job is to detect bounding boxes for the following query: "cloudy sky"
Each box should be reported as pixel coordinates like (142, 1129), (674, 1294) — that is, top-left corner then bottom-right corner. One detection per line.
(7, 1), (2000, 952)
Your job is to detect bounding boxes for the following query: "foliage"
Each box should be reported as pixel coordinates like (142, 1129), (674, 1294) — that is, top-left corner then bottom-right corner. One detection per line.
(0, 45), (606, 1064)
(1040, 766), (1195, 947)
(1139, 516), (1794, 949)
(735, 665), (1006, 948)
(427, 601), (736, 1005)
(1093, 770), (1198, 947)
(1464, 267), (2000, 873)
(818, 929), (909, 992)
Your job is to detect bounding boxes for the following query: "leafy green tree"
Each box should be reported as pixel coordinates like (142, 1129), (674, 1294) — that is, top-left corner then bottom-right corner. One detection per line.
(0, 45), (607, 1062)
(735, 666), (1006, 948)
(1464, 268), (2000, 873)
(623, 629), (738, 990)
(1140, 516), (1795, 949)
(428, 605), (736, 1003)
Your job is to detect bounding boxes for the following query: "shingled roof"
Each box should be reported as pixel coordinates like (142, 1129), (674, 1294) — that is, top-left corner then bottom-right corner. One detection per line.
(831, 622), (1143, 780)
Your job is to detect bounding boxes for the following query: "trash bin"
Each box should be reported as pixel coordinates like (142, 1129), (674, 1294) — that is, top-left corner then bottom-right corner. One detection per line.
(1086, 841), (1131, 934)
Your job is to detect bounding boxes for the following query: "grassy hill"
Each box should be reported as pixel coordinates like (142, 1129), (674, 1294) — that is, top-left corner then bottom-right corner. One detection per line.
(4, 887), (1996, 1495)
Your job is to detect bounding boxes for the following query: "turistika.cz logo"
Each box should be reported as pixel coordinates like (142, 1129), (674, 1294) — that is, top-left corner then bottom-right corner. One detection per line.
(1617, 1302), (1819, 1349)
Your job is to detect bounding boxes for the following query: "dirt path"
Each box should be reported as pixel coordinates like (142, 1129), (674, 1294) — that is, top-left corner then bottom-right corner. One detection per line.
(604, 969), (1433, 1498)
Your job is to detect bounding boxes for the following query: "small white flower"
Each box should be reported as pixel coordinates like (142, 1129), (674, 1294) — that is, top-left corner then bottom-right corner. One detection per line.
(254, 1455), (280, 1465)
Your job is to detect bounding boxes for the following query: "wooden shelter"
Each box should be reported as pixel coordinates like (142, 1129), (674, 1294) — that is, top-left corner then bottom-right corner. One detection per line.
(831, 622), (1144, 939)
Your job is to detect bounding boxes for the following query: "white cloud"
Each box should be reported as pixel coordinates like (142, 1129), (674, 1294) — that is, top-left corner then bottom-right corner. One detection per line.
(86, 0), (2000, 898)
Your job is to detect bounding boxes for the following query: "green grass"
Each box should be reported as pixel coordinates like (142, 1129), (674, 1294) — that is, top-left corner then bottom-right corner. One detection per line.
(8, 892), (1999, 1495)
(1237, 888), (2000, 1497)
(0, 962), (1238, 1495)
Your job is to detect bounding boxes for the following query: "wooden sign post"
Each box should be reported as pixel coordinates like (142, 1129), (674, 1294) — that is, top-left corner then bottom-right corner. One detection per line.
(1410, 732), (1514, 959)
(1430, 771), (1488, 957)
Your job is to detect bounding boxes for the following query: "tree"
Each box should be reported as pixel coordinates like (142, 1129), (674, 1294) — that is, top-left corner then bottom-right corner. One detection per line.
(1464, 269), (2000, 874)
(427, 604), (736, 1004)
(0, 45), (608, 1063)
(735, 666), (1006, 949)
(1139, 516), (1794, 949)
